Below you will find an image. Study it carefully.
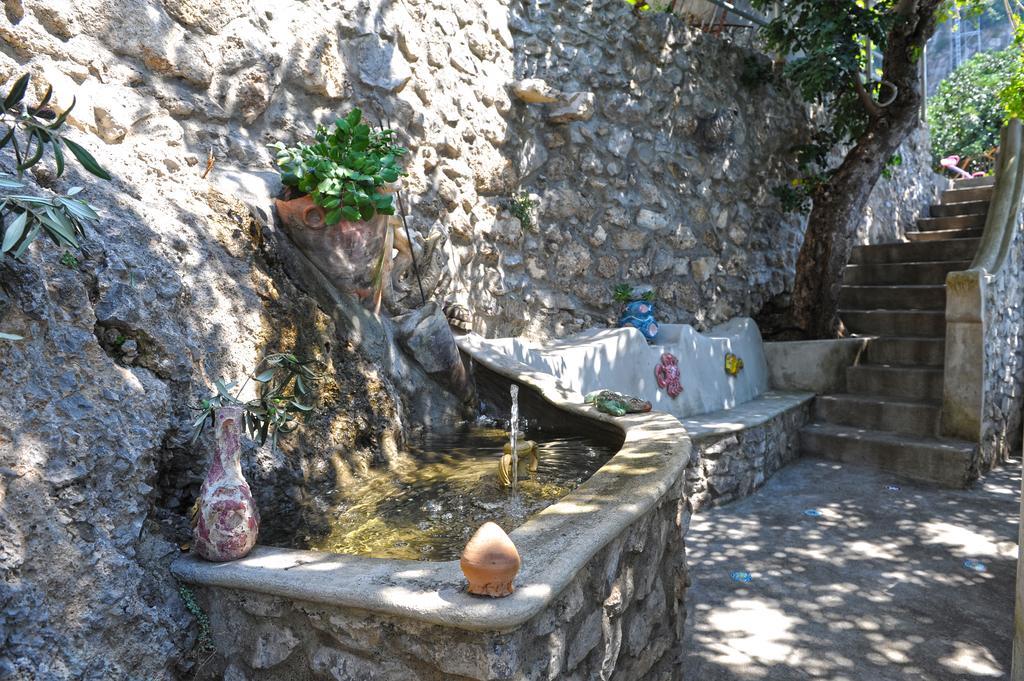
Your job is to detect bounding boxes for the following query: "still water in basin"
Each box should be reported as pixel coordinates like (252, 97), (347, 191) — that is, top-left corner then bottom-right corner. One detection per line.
(286, 426), (616, 561)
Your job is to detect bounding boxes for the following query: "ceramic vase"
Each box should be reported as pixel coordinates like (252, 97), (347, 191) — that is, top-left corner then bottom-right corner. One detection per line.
(618, 299), (659, 342)
(460, 522), (521, 597)
(193, 405), (260, 562)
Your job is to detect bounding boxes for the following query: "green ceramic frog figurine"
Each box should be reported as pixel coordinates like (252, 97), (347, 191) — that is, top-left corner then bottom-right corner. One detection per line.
(584, 390), (653, 417)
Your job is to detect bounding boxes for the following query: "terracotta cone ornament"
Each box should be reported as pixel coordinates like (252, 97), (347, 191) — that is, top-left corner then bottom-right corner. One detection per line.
(460, 522), (521, 597)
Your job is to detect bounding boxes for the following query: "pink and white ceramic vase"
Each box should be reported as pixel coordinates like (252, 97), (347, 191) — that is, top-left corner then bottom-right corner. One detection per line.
(193, 405), (260, 561)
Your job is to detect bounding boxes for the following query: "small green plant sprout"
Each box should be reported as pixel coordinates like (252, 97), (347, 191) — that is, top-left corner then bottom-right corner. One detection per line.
(191, 353), (322, 449)
(507, 192), (536, 230)
(178, 585), (213, 652)
(59, 250), (78, 268)
(0, 73), (111, 261)
(269, 108), (407, 224)
(881, 153), (902, 181)
(613, 284), (655, 304)
(624, 0), (674, 12)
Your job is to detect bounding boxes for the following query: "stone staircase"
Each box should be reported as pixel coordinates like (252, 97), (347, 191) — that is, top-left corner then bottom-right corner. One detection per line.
(799, 175), (994, 486)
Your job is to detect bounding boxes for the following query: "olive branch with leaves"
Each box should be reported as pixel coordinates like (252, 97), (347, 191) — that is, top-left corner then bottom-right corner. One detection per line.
(0, 73), (112, 260)
(191, 354), (322, 450)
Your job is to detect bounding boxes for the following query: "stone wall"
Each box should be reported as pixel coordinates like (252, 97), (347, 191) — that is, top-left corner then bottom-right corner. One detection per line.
(686, 398), (812, 512)
(191, 469), (689, 681)
(980, 210), (1024, 468)
(855, 125), (943, 245)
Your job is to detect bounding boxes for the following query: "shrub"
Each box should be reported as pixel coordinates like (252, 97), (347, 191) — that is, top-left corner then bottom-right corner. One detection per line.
(928, 47), (1017, 173)
(1000, 23), (1024, 119)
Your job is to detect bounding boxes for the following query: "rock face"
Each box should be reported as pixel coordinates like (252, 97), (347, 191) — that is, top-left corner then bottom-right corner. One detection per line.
(0, 0), (943, 677)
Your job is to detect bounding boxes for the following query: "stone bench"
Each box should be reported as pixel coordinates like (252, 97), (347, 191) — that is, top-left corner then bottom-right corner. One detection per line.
(677, 390), (814, 511)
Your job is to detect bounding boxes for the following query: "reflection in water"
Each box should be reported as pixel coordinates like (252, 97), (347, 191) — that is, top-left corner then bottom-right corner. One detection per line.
(277, 426), (615, 561)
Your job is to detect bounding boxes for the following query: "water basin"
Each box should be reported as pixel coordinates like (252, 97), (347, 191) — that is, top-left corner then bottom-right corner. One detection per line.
(261, 426), (617, 561)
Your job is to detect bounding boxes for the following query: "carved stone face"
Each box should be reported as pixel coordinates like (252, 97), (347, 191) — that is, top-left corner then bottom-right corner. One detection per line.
(274, 195), (388, 295)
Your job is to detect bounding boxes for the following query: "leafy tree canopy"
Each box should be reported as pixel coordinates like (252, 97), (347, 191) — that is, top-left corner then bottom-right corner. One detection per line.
(928, 46), (1018, 172)
(751, 0), (988, 209)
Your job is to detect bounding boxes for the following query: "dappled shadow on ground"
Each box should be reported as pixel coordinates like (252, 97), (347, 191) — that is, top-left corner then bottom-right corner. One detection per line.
(682, 457), (1020, 681)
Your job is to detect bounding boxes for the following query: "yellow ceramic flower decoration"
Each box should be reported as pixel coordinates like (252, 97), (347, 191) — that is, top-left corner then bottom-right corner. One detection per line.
(724, 352), (744, 376)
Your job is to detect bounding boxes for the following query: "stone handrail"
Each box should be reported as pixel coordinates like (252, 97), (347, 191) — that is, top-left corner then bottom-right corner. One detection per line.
(942, 119), (1024, 450)
(970, 120), (1024, 274)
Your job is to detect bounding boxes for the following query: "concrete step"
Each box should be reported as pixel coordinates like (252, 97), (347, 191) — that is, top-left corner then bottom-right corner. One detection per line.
(844, 260), (973, 285)
(839, 285), (945, 311)
(863, 337), (945, 367)
(841, 309), (945, 335)
(954, 175), (995, 189)
(847, 364), (944, 398)
(930, 200), (989, 218)
(850, 238), (980, 264)
(941, 186), (994, 204)
(917, 214), (987, 231)
(906, 228), (984, 242)
(799, 422), (976, 487)
(813, 393), (941, 438)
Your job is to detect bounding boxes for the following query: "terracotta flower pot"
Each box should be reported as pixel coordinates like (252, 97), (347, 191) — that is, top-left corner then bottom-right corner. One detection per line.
(460, 522), (521, 597)
(274, 194), (389, 297)
(192, 406), (260, 562)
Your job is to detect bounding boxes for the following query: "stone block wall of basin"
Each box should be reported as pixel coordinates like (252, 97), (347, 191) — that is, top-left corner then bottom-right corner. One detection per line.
(687, 398), (813, 512)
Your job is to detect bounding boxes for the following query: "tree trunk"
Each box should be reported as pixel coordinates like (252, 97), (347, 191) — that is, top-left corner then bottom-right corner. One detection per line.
(789, 0), (943, 338)
(790, 120), (915, 338)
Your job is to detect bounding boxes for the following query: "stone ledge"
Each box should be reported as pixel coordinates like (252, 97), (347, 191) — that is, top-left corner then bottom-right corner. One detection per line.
(677, 390), (815, 441)
(173, 342), (693, 633)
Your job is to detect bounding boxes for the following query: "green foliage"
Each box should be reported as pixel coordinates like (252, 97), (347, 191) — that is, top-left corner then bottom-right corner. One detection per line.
(178, 586), (213, 652)
(624, 0), (674, 11)
(507, 192), (535, 230)
(1000, 21), (1024, 119)
(0, 73), (111, 261)
(191, 353), (321, 449)
(881, 153), (903, 180)
(613, 284), (655, 303)
(270, 108), (407, 224)
(749, 0), (987, 212)
(59, 249), (78, 268)
(928, 47), (1017, 173)
(748, 0), (894, 210)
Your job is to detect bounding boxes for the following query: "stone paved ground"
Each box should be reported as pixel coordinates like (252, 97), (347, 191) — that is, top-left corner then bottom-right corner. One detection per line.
(682, 457), (1021, 680)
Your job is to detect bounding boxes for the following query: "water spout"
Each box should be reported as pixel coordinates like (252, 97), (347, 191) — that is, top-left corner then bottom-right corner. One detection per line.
(508, 384), (519, 497)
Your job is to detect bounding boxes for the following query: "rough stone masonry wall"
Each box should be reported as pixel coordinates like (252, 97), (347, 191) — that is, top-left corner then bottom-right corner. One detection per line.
(980, 209), (1024, 469)
(475, 1), (938, 338)
(687, 400), (813, 512)
(191, 470), (690, 681)
(854, 125), (941, 245)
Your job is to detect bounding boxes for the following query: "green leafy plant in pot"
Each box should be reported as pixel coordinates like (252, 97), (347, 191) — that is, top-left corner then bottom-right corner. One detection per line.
(270, 109), (407, 312)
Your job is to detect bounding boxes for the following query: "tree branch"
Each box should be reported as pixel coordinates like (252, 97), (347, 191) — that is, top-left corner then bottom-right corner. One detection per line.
(854, 76), (883, 118)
